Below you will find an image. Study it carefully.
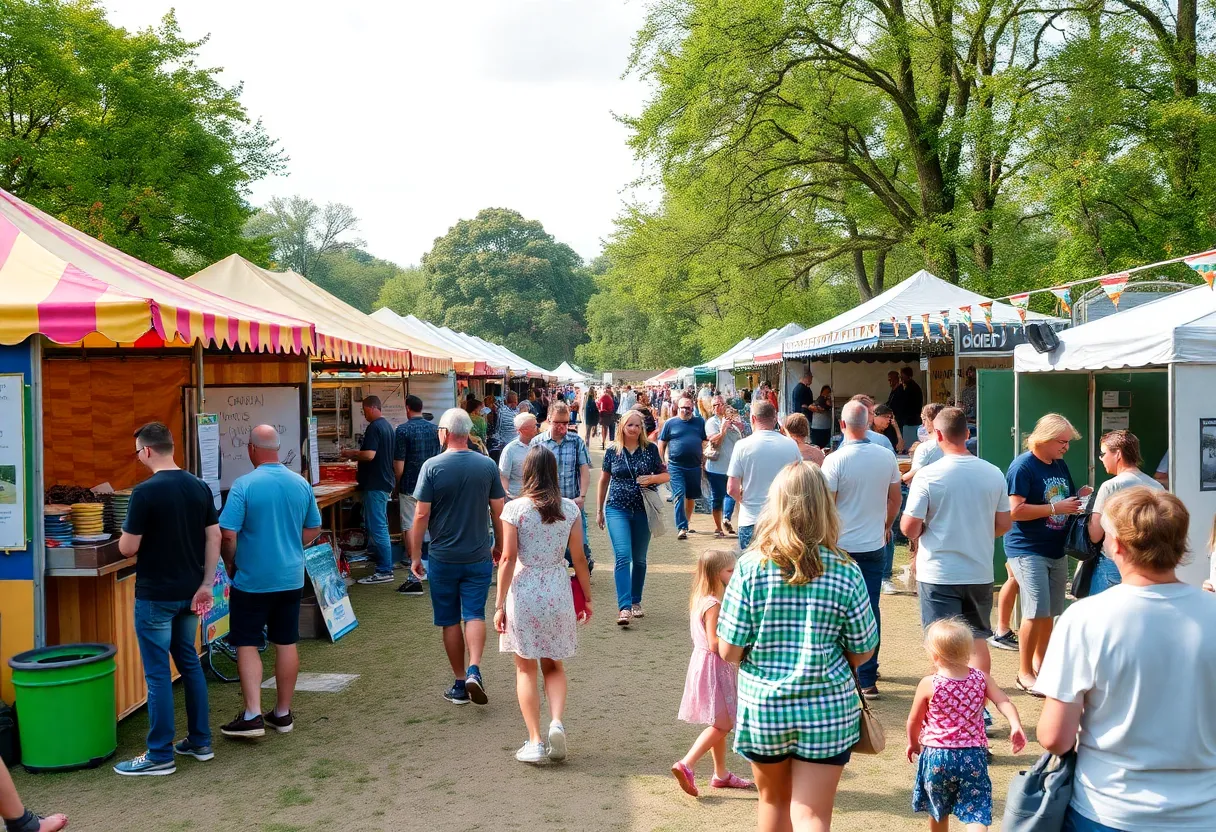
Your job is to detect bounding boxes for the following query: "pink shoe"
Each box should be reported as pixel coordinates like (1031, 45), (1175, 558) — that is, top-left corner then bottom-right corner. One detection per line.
(711, 772), (755, 790)
(671, 761), (699, 797)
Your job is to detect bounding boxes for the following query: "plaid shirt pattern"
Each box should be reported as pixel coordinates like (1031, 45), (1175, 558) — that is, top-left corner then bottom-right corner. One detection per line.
(531, 431), (591, 499)
(718, 548), (879, 759)
(393, 416), (442, 493)
(495, 404), (520, 447)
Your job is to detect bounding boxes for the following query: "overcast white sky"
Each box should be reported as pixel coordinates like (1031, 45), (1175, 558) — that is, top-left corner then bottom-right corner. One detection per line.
(104, 0), (654, 265)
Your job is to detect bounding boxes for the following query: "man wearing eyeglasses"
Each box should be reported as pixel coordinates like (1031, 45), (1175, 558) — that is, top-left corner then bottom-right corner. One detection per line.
(531, 402), (594, 570)
(658, 396), (707, 540)
(114, 422), (219, 776)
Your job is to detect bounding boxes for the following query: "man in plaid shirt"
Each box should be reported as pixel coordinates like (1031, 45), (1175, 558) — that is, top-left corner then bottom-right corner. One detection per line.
(393, 395), (441, 595)
(531, 402), (594, 571)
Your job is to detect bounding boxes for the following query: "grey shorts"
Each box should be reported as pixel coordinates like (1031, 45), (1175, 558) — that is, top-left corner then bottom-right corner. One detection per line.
(1007, 555), (1068, 619)
(918, 582), (993, 639)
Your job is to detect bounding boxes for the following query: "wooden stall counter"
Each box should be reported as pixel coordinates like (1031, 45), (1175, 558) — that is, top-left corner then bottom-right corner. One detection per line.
(45, 541), (200, 720)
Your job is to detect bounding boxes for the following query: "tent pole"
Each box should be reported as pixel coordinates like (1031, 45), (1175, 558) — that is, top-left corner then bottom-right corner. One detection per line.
(953, 324), (960, 406)
(1087, 372), (1096, 486)
(1168, 363), (1176, 491)
(194, 340), (205, 410)
(1013, 369), (1021, 460)
(31, 336), (46, 648)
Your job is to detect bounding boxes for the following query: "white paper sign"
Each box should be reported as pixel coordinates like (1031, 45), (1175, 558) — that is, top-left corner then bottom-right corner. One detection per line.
(308, 417), (320, 486)
(351, 382), (409, 434)
(1101, 390), (1121, 408)
(213, 386), (302, 489)
(197, 414), (221, 509)
(1100, 409), (1130, 431)
(0, 375), (26, 549)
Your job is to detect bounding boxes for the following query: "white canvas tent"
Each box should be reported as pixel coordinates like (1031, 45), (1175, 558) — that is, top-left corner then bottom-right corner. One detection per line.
(551, 361), (592, 383)
(696, 336), (757, 392)
(783, 270), (1058, 358)
(734, 323), (807, 368)
(1014, 284), (1214, 586)
(369, 308), (490, 375)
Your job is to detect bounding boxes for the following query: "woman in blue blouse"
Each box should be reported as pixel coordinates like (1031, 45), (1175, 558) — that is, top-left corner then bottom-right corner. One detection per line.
(597, 410), (669, 627)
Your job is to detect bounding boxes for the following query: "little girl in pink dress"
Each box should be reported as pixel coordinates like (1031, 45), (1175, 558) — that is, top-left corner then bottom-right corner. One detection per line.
(671, 548), (753, 797)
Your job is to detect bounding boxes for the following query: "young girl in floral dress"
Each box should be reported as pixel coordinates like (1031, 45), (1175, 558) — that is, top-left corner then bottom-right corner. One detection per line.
(906, 619), (1027, 831)
(671, 547), (753, 797)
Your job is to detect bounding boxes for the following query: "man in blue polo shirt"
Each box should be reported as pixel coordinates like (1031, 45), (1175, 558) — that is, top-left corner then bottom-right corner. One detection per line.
(218, 425), (322, 740)
(658, 395), (707, 540)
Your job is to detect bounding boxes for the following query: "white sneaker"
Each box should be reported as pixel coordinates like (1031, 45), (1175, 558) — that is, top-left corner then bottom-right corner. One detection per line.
(881, 580), (898, 595)
(515, 740), (548, 764)
(547, 721), (567, 761)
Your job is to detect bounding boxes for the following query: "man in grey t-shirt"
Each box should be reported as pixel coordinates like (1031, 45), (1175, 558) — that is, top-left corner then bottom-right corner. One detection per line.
(409, 408), (505, 707)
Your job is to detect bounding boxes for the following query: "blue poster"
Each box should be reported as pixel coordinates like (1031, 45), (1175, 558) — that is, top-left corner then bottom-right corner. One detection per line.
(303, 542), (358, 641)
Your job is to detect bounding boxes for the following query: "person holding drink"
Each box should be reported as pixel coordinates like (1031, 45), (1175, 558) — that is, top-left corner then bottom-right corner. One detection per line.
(1003, 414), (1092, 696)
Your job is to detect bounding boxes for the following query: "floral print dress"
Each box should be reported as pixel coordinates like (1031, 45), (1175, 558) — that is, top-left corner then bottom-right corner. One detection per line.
(499, 497), (580, 660)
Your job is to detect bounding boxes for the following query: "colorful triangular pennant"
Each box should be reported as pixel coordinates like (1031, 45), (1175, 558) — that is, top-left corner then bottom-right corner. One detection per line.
(979, 301), (994, 332)
(1009, 292), (1030, 324)
(959, 305), (973, 333)
(1049, 286), (1072, 314)
(920, 313), (931, 340)
(1185, 250), (1216, 289)
(1101, 273), (1129, 308)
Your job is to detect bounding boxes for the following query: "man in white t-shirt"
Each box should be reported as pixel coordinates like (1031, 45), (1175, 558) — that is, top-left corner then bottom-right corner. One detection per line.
(901, 407), (1011, 674)
(726, 400), (802, 551)
(821, 400), (901, 698)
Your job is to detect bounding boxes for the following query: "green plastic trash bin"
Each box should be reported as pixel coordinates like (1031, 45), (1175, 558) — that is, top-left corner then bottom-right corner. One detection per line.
(9, 643), (117, 772)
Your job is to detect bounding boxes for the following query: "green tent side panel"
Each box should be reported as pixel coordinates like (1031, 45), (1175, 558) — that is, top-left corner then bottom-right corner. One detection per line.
(1017, 372), (1091, 485)
(1091, 371), (1168, 490)
(978, 369), (1015, 580)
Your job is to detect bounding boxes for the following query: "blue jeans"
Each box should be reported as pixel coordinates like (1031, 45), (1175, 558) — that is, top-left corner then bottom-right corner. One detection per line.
(851, 547), (885, 688)
(704, 471), (735, 522)
(1089, 554), (1122, 595)
(364, 489), (392, 575)
(605, 505), (650, 611)
(669, 465), (702, 531)
(1064, 807), (1122, 832)
(737, 524), (755, 551)
(134, 598), (210, 761)
(564, 507), (593, 567)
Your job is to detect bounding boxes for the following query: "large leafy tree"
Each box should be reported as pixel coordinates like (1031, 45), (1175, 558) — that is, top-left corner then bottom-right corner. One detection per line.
(0, 0), (284, 273)
(245, 195), (362, 277)
(413, 208), (595, 369)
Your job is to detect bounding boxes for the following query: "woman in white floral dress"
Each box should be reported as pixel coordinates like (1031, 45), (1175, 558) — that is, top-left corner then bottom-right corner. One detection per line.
(494, 446), (593, 764)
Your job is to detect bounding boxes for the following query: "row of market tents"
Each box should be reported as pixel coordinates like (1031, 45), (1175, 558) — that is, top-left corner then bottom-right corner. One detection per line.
(0, 187), (560, 381)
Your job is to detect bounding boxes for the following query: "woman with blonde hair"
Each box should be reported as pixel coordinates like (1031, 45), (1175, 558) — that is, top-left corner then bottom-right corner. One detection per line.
(597, 409), (670, 626)
(1003, 413), (1090, 695)
(717, 462), (878, 831)
(782, 413), (825, 465)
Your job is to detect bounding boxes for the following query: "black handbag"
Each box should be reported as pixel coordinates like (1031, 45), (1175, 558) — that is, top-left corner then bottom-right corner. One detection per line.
(1002, 750), (1077, 832)
(1063, 491), (1099, 562)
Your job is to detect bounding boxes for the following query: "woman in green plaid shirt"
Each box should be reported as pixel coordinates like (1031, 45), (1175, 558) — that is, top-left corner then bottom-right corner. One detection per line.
(718, 461), (879, 830)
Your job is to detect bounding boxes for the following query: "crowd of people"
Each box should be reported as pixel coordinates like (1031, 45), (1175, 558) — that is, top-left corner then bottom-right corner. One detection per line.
(10, 373), (1216, 832)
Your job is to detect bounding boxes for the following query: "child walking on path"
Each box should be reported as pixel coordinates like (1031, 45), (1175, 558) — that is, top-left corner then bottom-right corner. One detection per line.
(671, 548), (753, 797)
(906, 619), (1027, 831)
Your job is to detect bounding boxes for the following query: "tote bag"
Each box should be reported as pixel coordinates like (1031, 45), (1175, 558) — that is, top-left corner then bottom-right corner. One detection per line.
(1002, 750), (1076, 832)
(850, 669), (886, 755)
(621, 449), (668, 539)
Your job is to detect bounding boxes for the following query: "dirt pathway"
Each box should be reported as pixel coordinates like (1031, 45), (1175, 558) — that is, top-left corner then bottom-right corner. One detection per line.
(14, 449), (1041, 830)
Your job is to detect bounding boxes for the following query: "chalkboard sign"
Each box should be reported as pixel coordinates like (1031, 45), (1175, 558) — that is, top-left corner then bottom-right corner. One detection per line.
(211, 386), (302, 489)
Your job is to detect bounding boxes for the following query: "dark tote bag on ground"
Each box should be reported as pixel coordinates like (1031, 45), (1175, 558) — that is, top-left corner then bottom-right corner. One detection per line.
(1002, 750), (1076, 832)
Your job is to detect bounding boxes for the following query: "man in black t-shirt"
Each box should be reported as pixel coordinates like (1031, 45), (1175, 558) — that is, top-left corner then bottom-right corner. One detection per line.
(899, 366), (925, 448)
(790, 371), (814, 419)
(344, 396), (397, 584)
(114, 422), (219, 777)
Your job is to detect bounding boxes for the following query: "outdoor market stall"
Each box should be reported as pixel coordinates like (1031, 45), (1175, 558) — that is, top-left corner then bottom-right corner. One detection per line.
(732, 323), (806, 395)
(1012, 282), (1214, 586)
(780, 270), (1062, 419)
(0, 187), (317, 717)
(694, 337), (756, 394)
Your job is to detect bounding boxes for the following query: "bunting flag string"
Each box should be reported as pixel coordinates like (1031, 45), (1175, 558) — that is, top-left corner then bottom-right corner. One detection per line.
(979, 301), (994, 332)
(1184, 250), (1216, 289)
(920, 313), (931, 340)
(1009, 293), (1030, 324)
(891, 316), (900, 337)
(905, 316), (914, 339)
(959, 305), (973, 332)
(939, 309), (952, 339)
(1101, 273), (1129, 308)
(1050, 286), (1072, 314)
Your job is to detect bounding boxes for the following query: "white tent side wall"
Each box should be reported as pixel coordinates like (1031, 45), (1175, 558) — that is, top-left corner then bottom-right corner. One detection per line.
(1171, 363), (1216, 586)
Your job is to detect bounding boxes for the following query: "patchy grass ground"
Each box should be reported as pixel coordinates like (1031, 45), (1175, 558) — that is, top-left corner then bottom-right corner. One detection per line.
(14, 450), (1042, 831)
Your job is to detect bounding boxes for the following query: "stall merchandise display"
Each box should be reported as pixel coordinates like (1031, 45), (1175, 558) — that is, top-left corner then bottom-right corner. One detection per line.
(43, 505), (73, 545)
(70, 503), (105, 539)
(106, 490), (132, 534)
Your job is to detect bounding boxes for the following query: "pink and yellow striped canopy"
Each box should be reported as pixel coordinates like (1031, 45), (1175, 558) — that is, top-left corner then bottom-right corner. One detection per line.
(0, 189), (314, 353)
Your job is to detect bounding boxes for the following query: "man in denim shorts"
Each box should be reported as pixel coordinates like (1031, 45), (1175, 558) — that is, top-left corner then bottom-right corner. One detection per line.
(408, 408), (506, 706)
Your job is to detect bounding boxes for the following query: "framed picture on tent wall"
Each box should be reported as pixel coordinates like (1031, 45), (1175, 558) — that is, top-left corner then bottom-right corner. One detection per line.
(1200, 419), (1216, 492)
